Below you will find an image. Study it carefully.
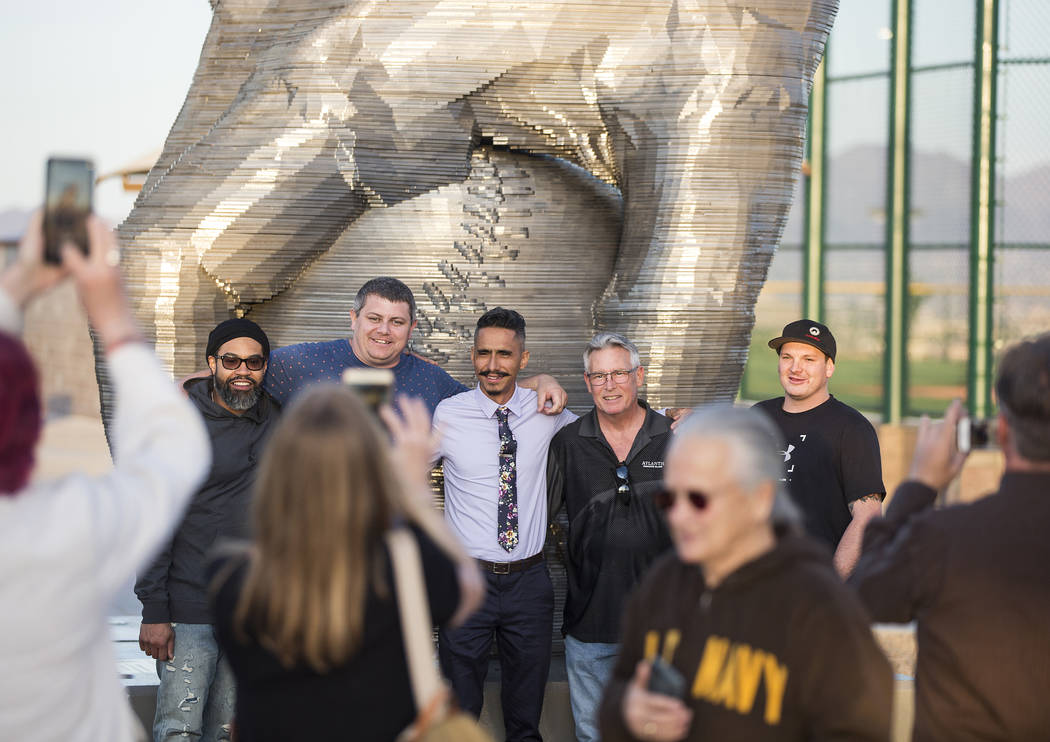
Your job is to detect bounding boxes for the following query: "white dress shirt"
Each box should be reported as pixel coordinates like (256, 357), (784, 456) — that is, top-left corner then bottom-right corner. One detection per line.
(433, 386), (576, 562)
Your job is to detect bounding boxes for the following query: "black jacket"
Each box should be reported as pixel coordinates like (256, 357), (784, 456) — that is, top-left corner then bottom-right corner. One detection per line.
(601, 529), (893, 741)
(547, 402), (672, 642)
(851, 471), (1050, 741)
(134, 378), (280, 624)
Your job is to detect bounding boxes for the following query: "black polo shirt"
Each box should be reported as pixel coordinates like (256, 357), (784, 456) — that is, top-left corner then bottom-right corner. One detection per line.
(547, 402), (673, 643)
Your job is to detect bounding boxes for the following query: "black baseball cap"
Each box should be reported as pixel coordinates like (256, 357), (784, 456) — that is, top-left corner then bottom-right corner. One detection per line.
(767, 319), (836, 362)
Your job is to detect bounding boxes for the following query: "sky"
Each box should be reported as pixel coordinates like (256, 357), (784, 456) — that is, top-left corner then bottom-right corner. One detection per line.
(0, 0), (212, 227)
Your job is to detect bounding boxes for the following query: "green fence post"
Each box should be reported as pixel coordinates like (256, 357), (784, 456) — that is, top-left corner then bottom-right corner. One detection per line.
(968, 0), (999, 418)
(884, 0), (913, 424)
(803, 57), (828, 322)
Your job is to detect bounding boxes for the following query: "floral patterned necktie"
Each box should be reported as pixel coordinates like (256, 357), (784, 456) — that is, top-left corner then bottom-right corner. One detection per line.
(496, 406), (518, 552)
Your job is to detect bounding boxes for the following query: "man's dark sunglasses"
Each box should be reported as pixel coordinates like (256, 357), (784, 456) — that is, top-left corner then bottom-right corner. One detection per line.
(652, 489), (709, 512)
(218, 353), (266, 371)
(615, 465), (630, 504)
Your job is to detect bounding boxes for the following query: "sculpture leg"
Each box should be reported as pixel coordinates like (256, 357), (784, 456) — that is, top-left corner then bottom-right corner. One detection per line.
(595, 1), (835, 407)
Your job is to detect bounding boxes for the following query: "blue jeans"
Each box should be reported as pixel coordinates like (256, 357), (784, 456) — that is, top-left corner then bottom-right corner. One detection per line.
(153, 623), (235, 742)
(564, 635), (619, 742)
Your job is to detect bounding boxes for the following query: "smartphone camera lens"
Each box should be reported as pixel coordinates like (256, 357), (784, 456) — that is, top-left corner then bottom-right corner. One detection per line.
(970, 419), (990, 449)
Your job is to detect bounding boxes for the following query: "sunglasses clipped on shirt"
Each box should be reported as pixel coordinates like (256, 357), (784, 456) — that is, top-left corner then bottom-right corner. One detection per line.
(615, 464), (630, 504)
(217, 353), (266, 371)
(651, 489), (709, 512)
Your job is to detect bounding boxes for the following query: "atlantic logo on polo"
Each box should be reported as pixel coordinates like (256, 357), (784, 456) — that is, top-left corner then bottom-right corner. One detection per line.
(641, 460), (664, 469)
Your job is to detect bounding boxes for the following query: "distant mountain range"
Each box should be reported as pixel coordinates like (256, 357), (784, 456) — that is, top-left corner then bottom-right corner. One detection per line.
(2, 146), (1047, 244)
(822, 145), (1050, 245)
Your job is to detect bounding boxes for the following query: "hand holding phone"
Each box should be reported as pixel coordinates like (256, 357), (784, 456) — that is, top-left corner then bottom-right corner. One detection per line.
(43, 157), (94, 264)
(647, 656), (687, 699)
(956, 416), (991, 455)
(341, 367), (394, 413)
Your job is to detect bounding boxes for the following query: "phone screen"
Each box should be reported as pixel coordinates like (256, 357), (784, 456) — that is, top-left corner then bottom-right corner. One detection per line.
(44, 157), (94, 264)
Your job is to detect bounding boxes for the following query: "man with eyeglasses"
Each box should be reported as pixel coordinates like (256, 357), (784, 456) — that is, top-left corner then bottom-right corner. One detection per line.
(136, 317), (281, 742)
(599, 406), (892, 742)
(546, 332), (672, 742)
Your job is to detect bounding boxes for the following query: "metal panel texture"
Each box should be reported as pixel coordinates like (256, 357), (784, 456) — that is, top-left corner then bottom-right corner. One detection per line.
(112, 0), (837, 410)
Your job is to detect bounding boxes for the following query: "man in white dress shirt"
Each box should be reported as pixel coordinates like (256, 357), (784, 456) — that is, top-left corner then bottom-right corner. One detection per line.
(432, 307), (576, 742)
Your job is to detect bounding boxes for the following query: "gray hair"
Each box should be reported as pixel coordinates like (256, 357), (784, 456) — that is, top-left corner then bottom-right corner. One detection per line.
(671, 404), (801, 527)
(583, 332), (641, 374)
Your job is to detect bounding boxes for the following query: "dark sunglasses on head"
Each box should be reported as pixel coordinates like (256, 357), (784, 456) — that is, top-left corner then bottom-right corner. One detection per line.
(652, 489), (709, 512)
(218, 353), (266, 371)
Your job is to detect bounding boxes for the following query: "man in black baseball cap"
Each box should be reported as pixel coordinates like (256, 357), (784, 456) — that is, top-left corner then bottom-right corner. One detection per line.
(767, 318), (837, 362)
(753, 319), (884, 578)
(136, 316), (281, 741)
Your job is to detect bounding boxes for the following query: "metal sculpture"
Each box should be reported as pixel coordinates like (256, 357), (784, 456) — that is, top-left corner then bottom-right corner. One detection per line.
(117, 0), (836, 406)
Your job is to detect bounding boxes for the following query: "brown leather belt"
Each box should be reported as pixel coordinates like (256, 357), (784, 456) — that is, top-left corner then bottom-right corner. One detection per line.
(477, 552), (544, 575)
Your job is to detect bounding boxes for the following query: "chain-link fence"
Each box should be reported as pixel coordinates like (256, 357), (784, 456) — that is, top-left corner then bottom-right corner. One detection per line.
(995, 0), (1050, 357)
(740, 0), (1050, 418)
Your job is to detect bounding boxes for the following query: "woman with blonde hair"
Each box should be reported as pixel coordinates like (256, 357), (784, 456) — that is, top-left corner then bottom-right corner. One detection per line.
(209, 386), (482, 740)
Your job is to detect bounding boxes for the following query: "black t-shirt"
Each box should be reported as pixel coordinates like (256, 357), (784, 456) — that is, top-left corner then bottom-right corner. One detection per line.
(547, 403), (673, 643)
(208, 525), (459, 742)
(753, 396), (884, 548)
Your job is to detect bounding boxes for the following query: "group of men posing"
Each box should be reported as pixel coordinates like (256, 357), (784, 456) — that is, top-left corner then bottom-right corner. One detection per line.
(139, 275), (1050, 742)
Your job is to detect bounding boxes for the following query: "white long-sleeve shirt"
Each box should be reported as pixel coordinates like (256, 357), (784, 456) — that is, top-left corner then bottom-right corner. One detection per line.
(0, 293), (211, 742)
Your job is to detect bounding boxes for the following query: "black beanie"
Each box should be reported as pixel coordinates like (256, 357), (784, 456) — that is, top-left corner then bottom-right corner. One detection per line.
(206, 318), (271, 360)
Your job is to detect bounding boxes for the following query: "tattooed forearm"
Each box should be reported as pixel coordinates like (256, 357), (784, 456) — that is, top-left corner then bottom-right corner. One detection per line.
(849, 493), (883, 515)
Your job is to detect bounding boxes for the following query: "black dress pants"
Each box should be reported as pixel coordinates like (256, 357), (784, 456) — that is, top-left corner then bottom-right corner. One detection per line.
(438, 561), (554, 742)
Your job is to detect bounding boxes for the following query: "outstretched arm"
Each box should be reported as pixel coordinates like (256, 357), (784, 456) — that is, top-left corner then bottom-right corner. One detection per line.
(849, 401), (969, 621)
(381, 397), (483, 628)
(0, 211), (67, 332)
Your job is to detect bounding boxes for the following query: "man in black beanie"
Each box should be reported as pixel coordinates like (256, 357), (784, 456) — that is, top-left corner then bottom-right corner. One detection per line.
(136, 317), (281, 742)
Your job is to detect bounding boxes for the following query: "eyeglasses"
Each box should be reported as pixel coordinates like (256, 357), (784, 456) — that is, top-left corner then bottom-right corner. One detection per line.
(586, 367), (639, 385)
(218, 353), (266, 371)
(652, 489), (709, 512)
(615, 465), (630, 504)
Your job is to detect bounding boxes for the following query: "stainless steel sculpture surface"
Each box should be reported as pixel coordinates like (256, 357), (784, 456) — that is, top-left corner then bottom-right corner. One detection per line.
(118, 0), (836, 406)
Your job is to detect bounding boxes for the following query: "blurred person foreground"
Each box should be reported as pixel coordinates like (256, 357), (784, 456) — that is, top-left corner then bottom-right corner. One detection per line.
(207, 387), (482, 741)
(0, 215), (210, 741)
(851, 334), (1050, 740)
(600, 405), (894, 741)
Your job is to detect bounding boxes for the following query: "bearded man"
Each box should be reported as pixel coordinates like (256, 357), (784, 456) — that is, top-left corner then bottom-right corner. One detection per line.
(135, 318), (281, 742)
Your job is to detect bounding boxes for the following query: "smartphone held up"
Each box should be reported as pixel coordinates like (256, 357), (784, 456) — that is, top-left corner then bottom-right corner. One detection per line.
(43, 157), (94, 264)
(957, 415), (992, 455)
(342, 367), (394, 414)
